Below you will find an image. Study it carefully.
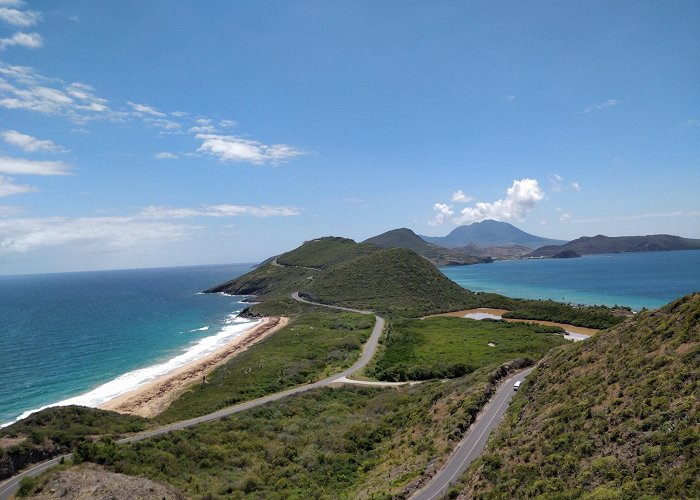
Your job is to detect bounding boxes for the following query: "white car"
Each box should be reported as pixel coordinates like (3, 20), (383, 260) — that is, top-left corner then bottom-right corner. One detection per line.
(513, 380), (521, 391)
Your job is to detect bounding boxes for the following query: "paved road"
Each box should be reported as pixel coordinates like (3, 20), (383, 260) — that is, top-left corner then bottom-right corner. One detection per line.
(410, 367), (534, 500)
(0, 293), (383, 499)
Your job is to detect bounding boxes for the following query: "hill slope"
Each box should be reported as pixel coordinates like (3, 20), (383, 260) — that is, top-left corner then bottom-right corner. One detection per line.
(460, 293), (700, 498)
(529, 234), (700, 257)
(206, 237), (481, 317)
(363, 228), (490, 266)
(422, 220), (566, 250)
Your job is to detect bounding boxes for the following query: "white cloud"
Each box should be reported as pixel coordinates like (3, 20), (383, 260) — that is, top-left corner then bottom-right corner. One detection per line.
(196, 134), (305, 164)
(428, 202), (454, 226)
(139, 204), (301, 219)
(556, 207), (571, 222)
(453, 178), (544, 224)
(127, 101), (165, 117)
(451, 189), (473, 203)
(582, 98), (619, 114)
(0, 175), (36, 196)
(144, 117), (182, 132)
(0, 156), (71, 175)
(682, 119), (699, 128)
(0, 216), (195, 253)
(0, 31), (42, 50)
(0, 7), (40, 26)
(504, 94), (516, 103)
(0, 1), (24, 6)
(549, 173), (581, 193)
(0, 65), (120, 121)
(219, 119), (236, 128)
(2, 129), (68, 153)
(154, 152), (177, 160)
(0, 204), (21, 216)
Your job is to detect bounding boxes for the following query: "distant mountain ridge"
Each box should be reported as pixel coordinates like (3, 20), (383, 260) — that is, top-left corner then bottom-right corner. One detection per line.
(529, 234), (700, 257)
(421, 220), (567, 250)
(362, 228), (491, 266)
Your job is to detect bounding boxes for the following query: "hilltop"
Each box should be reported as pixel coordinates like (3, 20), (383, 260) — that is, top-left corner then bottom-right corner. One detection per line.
(206, 236), (482, 317)
(421, 219), (566, 250)
(363, 228), (491, 266)
(529, 233), (700, 257)
(460, 292), (700, 498)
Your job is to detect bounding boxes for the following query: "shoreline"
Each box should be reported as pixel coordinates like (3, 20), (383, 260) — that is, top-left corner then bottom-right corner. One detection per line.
(99, 316), (289, 418)
(431, 308), (599, 336)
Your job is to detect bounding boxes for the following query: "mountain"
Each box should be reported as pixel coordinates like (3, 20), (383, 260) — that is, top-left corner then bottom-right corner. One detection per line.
(363, 228), (491, 266)
(529, 233), (700, 257)
(461, 292), (700, 498)
(421, 220), (567, 250)
(205, 236), (482, 317)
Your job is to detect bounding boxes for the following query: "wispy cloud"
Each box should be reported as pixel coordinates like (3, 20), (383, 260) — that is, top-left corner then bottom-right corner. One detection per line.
(582, 98), (619, 114)
(154, 152), (177, 160)
(139, 204), (301, 219)
(0, 7), (40, 26)
(0, 216), (196, 253)
(127, 101), (165, 117)
(0, 204), (21, 216)
(0, 175), (36, 196)
(196, 134), (306, 164)
(2, 129), (69, 153)
(431, 178), (544, 226)
(0, 31), (41, 50)
(504, 94), (516, 103)
(0, 156), (71, 175)
(548, 173), (581, 193)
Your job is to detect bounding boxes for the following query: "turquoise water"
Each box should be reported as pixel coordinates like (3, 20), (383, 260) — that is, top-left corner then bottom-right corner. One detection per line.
(0, 264), (251, 426)
(441, 250), (700, 311)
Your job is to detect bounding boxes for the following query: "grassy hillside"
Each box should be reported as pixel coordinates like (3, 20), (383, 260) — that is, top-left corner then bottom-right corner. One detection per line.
(46, 361), (530, 499)
(363, 228), (490, 266)
(303, 247), (480, 317)
(458, 293), (700, 499)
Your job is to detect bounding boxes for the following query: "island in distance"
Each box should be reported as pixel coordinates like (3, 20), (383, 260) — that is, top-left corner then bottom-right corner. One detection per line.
(367, 220), (700, 262)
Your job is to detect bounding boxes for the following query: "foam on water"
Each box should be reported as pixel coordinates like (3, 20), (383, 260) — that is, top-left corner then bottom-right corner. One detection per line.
(1, 315), (261, 427)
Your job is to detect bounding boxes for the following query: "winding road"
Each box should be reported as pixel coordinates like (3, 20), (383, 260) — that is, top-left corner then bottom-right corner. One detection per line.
(0, 292), (532, 499)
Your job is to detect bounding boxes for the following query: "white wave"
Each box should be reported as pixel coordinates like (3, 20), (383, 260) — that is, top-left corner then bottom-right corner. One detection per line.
(1, 315), (261, 428)
(189, 326), (210, 332)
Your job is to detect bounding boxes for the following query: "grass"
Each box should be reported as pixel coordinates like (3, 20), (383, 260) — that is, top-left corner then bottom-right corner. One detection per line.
(456, 293), (700, 498)
(61, 361), (530, 499)
(367, 317), (569, 381)
(155, 310), (374, 423)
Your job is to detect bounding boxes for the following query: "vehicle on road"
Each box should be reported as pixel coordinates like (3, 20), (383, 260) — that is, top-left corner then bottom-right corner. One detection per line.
(513, 380), (521, 391)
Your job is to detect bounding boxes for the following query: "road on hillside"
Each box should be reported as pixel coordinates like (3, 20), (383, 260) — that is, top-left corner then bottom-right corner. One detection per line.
(0, 293), (383, 500)
(410, 367), (534, 500)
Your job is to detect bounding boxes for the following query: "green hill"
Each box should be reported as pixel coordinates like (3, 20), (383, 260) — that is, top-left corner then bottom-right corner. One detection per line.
(363, 228), (491, 266)
(529, 233), (700, 257)
(460, 292), (700, 498)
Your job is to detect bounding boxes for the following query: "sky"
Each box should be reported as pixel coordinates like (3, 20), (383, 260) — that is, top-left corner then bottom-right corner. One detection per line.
(0, 1), (698, 274)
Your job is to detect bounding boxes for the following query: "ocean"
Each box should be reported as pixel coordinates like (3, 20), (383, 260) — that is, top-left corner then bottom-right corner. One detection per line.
(0, 264), (253, 427)
(441, 250), (700, 311)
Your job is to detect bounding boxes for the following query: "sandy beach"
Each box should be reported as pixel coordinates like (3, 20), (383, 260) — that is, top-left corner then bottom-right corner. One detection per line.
(99, 316), (289, 418)
(430, 308), (599, 336)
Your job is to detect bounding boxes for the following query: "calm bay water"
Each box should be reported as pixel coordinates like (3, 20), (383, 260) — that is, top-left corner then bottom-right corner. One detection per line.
(441, 250), (700, 311)
(0, 264), (252, 426)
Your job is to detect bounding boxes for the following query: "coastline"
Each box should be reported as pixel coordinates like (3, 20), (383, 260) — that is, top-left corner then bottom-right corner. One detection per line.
(99, 316), (289, 418)
(432, 308), (599, 336)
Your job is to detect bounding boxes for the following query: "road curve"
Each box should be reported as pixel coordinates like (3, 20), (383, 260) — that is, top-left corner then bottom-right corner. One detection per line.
(410, 367), (534, 500)
(0, 293), (384, 500)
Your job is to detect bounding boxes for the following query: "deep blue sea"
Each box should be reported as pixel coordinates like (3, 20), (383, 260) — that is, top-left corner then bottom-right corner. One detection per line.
(441, 250), (700, 311)
(0, 264), (252, 427)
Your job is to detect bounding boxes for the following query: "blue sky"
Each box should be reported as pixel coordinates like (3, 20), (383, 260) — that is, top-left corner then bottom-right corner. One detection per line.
(0, 1), (698, 274)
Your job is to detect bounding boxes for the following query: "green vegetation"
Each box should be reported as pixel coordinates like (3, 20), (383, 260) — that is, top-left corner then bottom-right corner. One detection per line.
(206, 236), (624, 326)
(363, 227), (489, 265)
(458, 292), (700, 498)
(156, 311), (373, 423)
(368, 317), (568, 381)
(67, 361), (529, 499)
(0, 406), (146, 480)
